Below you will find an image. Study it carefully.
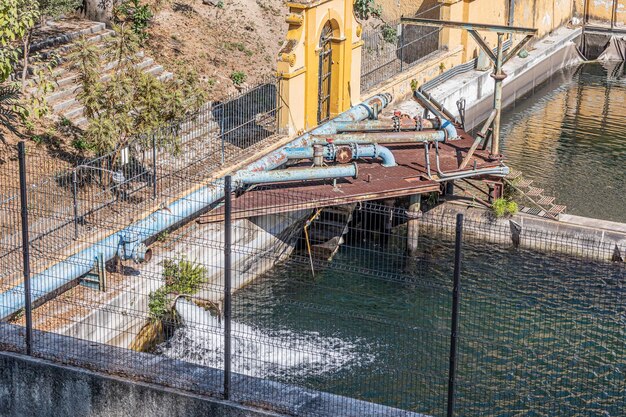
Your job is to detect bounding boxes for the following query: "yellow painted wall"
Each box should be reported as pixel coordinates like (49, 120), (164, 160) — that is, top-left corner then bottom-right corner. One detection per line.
(572, 0), (626, 26)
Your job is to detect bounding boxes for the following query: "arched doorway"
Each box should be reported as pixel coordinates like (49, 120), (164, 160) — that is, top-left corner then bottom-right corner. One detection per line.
(317, 22), (333, 124)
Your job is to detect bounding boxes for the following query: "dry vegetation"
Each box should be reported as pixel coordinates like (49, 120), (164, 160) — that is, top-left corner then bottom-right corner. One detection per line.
(144, 0), (288, 99)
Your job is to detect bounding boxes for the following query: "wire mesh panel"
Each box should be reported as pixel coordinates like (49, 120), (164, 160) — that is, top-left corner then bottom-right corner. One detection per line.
(0, 159), (624, 416)
(361, 6), (443, 93)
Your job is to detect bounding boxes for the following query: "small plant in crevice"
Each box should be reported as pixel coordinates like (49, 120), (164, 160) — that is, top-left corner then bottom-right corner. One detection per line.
(230, 70), (247, 86)
(148, 257), (207, 321)
(491, 197), (518, 218)
(381, 24), (397, 44)
(353, 0), (381, 20)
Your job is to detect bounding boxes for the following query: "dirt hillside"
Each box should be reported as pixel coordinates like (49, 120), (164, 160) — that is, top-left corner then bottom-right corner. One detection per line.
(145, 0), (289, 99)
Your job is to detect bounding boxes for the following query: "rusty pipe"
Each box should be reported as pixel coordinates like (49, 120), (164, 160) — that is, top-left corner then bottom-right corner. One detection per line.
(413, 90), (458, 139)
(333, 118), (442, 133)
(283, 143), (397, 167)
(311, 131), (446, 145)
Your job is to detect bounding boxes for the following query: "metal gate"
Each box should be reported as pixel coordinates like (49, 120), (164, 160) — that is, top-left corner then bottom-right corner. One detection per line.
(317, 22), (333, 124)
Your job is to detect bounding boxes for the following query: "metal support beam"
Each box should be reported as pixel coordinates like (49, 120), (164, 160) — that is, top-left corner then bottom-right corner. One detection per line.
(401, 17), (537, 34)
(401, 17), (537, 160)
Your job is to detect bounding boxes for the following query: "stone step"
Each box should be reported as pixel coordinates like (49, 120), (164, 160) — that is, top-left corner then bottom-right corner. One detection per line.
(30, 21), (106, 53)
(547, 204), (566, 215)
(32, 29), (114, 63)
(526, 187), (544, 197)
(536, 195), (555, 206)
(507, 169), (522, 180)
(46, 56), (156, 105)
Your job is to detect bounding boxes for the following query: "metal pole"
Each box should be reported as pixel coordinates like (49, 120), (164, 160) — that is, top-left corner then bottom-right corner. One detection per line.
(611, 0), (617, 30)
(18, 141), (33, 355)
(223, 175), (232, 400)
(152, 134), (157, 199)
(72, 169), (79, 239)
(447, 213), (463, 417)
(399, 22), (404, 73)
(491, 33), (506, 158)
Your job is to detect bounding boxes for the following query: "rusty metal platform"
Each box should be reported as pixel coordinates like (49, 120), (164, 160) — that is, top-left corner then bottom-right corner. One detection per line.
(199, 129), (503, 223)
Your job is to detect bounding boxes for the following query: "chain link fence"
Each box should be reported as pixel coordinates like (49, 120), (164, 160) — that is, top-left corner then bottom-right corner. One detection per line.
(1, 164), (624, 416)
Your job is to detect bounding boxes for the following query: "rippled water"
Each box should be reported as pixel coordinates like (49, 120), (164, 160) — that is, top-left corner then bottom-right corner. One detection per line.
(499, 62), (626, 222)
(231, 238), (625, 417)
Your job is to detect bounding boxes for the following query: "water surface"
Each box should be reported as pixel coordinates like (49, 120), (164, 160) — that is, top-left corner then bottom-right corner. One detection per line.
(500, 62), (626, 222)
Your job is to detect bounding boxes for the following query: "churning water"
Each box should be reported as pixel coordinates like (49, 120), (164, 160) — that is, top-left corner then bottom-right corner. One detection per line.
(500, 62), (626, 222)
(159, 298), (374, 381)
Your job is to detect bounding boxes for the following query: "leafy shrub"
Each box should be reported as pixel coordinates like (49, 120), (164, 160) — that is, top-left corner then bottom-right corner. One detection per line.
(354, 0), (381, 20)
(148, 257), (207, 320)
(381, 24), (397, 44)
(72, 137), (93, 151)
(230, 71), (247, 85)
(492, 198), (518, 218)
(114, 0), (153, 42)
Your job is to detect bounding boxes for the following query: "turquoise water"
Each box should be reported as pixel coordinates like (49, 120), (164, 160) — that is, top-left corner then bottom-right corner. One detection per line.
(232, 233), (625, 416)
(499, 62), (626, 223)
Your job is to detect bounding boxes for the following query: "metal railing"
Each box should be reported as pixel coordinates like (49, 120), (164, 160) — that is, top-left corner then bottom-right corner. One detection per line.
(1, 173), (624, 416)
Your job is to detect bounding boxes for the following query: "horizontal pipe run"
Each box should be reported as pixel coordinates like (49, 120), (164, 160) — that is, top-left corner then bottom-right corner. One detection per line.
(236, 164), (358, 185)
(283, 144), (397, 167)
(413, 90), (458, 139)
(333, 118), (441, 133)
(311, 131), (446, 144)
(245, 94), (393, 173)
(0, 94), (393, 319)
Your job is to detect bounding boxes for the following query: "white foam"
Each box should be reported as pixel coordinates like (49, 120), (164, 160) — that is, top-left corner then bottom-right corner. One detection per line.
(159, 299), (373, 380)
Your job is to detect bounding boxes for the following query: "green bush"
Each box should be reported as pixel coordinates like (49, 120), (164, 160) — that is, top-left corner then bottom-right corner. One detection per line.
(354, 0), (381, 20)
(230, 71), (247, 85)
(148, 257), (207, 321)
(114, 0), (153, 42)
(492, 198), (518, 218)
(381, 24), (397, 44)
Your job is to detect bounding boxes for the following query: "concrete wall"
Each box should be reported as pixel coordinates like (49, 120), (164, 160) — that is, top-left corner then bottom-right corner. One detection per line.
(0, 324), (425, 417)
(0, 351), (281, 417)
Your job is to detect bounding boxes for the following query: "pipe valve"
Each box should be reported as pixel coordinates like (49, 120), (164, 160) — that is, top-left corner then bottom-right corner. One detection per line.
(118, 232), (153, 264)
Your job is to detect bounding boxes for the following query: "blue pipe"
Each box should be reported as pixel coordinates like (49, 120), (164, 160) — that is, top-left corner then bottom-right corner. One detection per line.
(236, 164), (358, 185)
(0, 94), (392, 319)
(413, 90), (458, 140)
(283, 143), (397, 167)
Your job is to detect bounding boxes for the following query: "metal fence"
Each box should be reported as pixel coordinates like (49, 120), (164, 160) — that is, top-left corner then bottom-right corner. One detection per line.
(361, 6), (443, 93)
(0, 78), (282, 294)
(1, 164), (624, 416)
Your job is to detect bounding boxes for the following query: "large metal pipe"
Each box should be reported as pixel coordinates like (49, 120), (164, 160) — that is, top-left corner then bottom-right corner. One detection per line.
(246, 94), (393, 172)
(283, 143), (397, 167)
(0, 94), (393, 319)
(413, 90), (458, 139)
(312, 131), (446, 144)
(236, 164), (358, 185)
(333, 118), (442, 133)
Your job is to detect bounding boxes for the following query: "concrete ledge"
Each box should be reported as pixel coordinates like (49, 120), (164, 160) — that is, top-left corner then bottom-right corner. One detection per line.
(0, 350), (281, 417)
(426, 201), (626, 262)
(0, 323), (427, 417)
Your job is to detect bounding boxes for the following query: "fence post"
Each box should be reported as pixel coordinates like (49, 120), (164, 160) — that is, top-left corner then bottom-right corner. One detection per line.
(152, 134), (157, 199)
(223, 175), (232, 399)
(17, 141), (33, 355)
(447, 213), (463, 417)
(72, 169), (79, 239)
(399, 22), (404, 73)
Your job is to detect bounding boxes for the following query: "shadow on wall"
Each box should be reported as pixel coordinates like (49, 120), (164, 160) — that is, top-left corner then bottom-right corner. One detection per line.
(398, 1), (441, 66)
(211, 83), (279, 151)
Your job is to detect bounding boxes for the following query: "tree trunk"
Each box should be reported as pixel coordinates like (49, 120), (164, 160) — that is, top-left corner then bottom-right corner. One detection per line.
(21, 29), (32, 92)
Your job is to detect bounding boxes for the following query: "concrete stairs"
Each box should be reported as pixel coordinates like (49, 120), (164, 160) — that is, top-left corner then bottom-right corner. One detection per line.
(23, 20), (173, 130)
(307, 205), (356, 261)
(506, 170), (566, 218)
